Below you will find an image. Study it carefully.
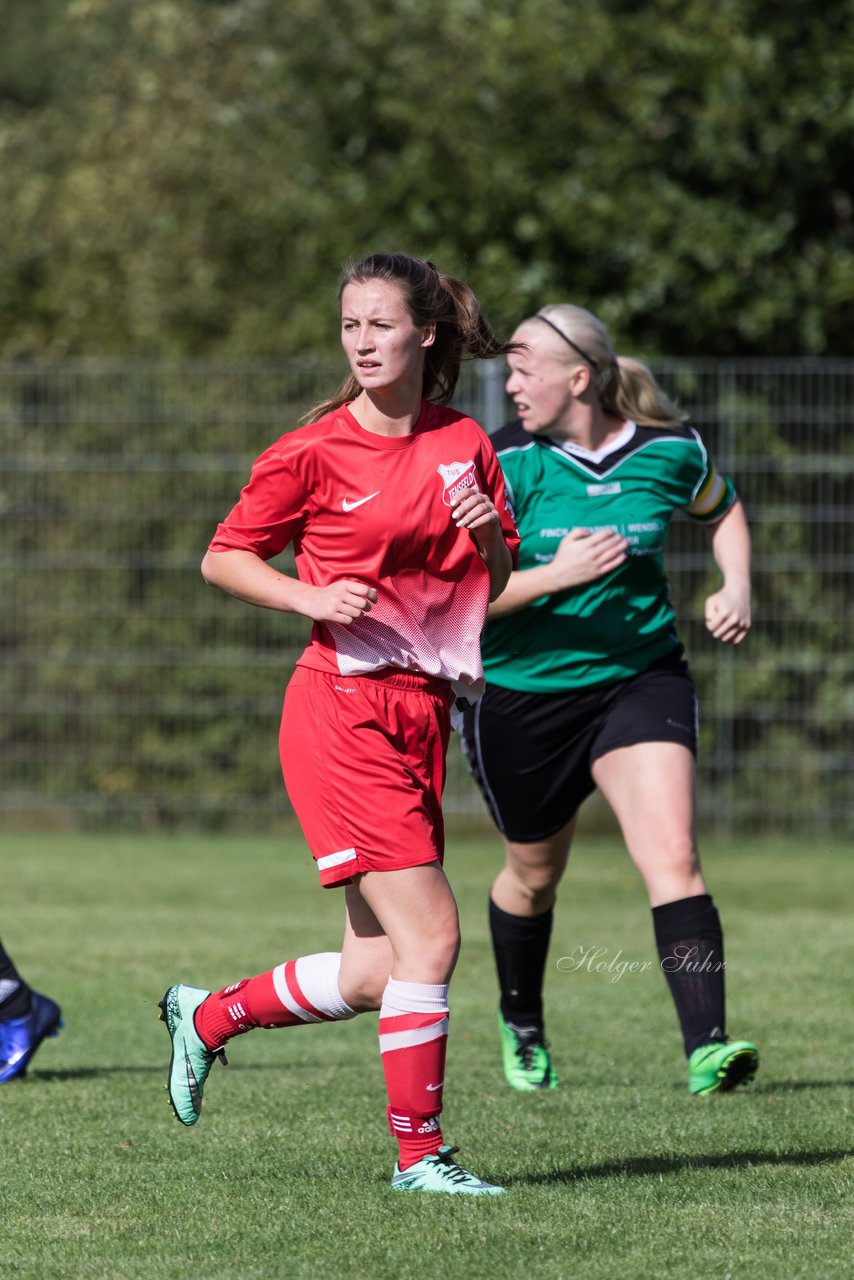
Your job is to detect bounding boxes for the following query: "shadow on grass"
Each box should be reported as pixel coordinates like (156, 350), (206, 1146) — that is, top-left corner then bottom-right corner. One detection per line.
(753, 1079), (854, 1092)
(29, 1061), (325, 1082)
(517, 1147), (854, 1186)
(26, 1067), (163, 1081)
(661, 1079), (854, 1094)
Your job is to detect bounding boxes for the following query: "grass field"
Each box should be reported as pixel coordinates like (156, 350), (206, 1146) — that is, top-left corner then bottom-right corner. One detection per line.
(1, 828), (852, 1280)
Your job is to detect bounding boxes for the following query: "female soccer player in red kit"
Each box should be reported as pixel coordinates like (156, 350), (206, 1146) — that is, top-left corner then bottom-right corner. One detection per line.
(159, 253), (519, 1195)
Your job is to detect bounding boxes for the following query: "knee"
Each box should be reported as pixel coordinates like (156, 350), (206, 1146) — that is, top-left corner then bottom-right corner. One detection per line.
(396, 916), (460, 986)
(339, 967), (387, 1013)
(641, 843), (705, 903)
(506, 861), (562, 911)
(667, 838), (702, 879)
(421, 917), (461, 983)
(346, 984), (384, 1014)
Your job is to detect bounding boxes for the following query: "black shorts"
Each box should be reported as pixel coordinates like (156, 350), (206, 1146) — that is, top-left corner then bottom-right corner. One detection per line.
(459, 652), (698, 843)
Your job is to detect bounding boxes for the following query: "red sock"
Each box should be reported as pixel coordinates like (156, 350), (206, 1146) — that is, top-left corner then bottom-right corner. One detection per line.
(379, 978), (449, 1170)
(195, 953), (355, 1050)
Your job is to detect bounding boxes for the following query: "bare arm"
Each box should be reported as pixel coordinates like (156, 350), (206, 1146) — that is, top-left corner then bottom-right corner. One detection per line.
(200, 548), (377, 625)
(487, 527), (629, 619)
(703, 498), (751, 644)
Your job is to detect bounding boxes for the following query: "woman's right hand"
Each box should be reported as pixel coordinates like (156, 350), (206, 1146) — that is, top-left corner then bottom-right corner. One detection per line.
(305, 580), (378, 624)
(545, 527), (628, 592)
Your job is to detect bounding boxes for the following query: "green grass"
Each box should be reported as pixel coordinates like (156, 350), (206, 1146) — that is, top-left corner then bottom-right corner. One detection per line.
(1, 828), (853, 1279)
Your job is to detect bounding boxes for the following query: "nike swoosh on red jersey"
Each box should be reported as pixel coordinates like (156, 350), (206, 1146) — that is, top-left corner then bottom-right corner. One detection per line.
(342, 491), (380, 512)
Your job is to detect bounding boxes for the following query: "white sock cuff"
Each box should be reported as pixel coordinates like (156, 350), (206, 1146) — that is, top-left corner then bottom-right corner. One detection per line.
(380, 977), (449, 1017)
(293, 952), (356, 1021)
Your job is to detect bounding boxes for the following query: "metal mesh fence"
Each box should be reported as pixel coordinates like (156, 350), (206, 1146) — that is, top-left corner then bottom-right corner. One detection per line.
(1, 358), (851, 834)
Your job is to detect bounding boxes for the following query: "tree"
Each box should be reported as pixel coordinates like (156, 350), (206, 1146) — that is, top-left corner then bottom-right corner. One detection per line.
(0, 0), (851, 357)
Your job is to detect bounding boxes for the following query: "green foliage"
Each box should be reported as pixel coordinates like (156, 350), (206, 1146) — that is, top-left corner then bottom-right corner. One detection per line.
(0, 0), (851, 358)
(0, 360), (319, 828)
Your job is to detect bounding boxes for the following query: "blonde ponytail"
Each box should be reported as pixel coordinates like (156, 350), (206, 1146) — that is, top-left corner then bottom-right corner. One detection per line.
(608, 356), (688, 428)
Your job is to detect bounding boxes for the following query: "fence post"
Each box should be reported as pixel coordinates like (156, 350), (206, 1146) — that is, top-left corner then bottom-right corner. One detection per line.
(477, 359), (506, 434)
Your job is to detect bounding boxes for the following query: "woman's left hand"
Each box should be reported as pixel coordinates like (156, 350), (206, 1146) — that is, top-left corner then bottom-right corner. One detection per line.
(704, 582), (751, 644)
(451, 489), (512, 599)
(450, 489), (500, 536)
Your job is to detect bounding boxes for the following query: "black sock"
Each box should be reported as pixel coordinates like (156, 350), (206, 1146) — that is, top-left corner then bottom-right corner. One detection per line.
(653, 894), (726, 1058)
(489, 898), (553, 1030)
(0, 940), (32, 1020)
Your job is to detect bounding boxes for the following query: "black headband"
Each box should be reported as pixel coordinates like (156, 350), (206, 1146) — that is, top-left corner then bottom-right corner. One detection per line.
(535, 314), (599, 369)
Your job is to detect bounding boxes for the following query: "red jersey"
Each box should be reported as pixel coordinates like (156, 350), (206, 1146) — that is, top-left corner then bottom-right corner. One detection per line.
(208, 401), (520, 697)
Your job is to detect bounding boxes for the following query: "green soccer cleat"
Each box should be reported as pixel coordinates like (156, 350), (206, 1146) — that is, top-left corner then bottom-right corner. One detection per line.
(498, 1011), (559, 1091)
(391, 1145), (506, 1195)
(158, 984), (227, 1125)
(688, 1039), (759, 1096)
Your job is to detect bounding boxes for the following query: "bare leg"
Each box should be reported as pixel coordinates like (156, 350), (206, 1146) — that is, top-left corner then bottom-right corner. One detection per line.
(337, 883), (394, 1011)
(349, 863), (467, 1171)
(353, 863), (460, 984)
(593, 742), (731, 1062)
(490, 819), (576, 917)
(591, 742), (705, 906)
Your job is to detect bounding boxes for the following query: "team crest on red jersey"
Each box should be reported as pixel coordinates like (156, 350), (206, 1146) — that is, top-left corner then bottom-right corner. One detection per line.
(438, 460), (479, 506)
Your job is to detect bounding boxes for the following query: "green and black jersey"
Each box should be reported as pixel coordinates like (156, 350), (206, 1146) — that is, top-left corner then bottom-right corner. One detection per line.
(482, 420), (736, 692)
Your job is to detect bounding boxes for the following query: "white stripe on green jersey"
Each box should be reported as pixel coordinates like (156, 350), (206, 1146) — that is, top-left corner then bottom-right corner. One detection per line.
(482, 420), (736, 692)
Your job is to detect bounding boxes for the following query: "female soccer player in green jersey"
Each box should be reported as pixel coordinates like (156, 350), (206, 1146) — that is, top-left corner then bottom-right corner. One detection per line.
(460, 304), (759, 1097)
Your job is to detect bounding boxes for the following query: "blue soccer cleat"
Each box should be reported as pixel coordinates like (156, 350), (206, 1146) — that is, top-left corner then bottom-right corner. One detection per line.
(0, 991), (63, 1082)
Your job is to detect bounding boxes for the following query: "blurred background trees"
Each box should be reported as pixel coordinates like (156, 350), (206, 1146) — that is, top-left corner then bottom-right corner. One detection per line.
(1, 0), (851, 359)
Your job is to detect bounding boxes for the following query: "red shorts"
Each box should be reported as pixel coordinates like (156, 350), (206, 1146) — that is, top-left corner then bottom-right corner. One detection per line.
(279, 666), (452, 888)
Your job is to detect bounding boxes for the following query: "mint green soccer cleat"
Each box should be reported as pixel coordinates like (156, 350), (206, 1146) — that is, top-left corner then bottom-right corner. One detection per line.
(498, 1011), (559, 1091)
(391, 1145), (506, 1195)
(688, 1039), (759, 1096)
(158, 984), (227, 1125)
